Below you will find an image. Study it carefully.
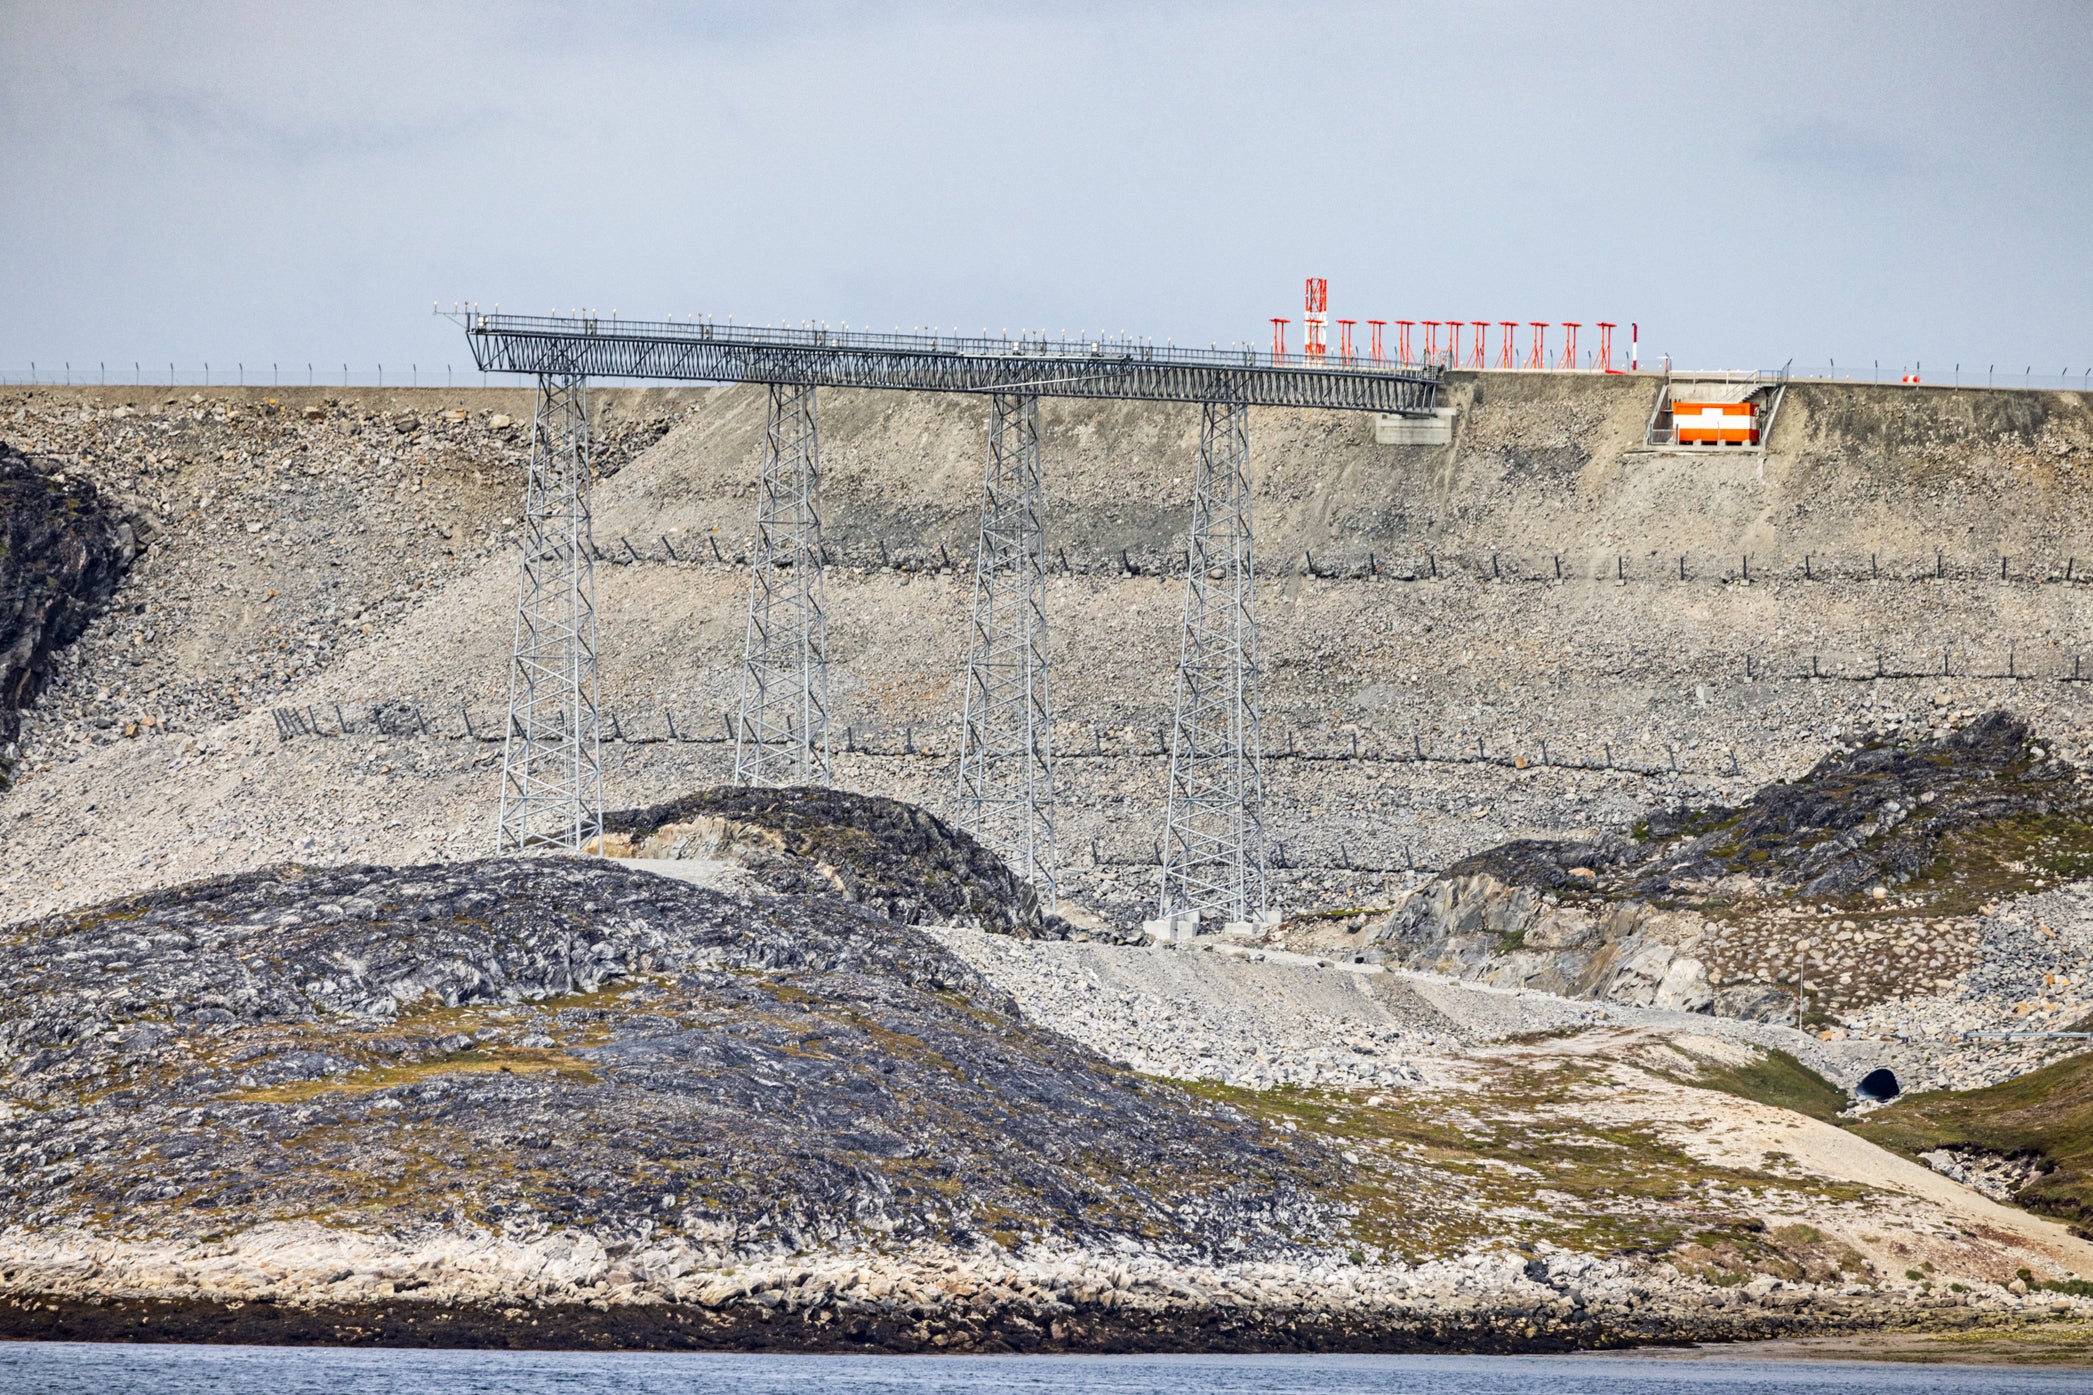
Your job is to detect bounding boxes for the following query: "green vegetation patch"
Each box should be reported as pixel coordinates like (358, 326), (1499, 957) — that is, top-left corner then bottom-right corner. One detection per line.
(1666, 1047), (1849, 1124)
(1183, 1048), (1871, 1265)
(222, 1046), (600, 1103)
(1854, 1050), (2093, 1225)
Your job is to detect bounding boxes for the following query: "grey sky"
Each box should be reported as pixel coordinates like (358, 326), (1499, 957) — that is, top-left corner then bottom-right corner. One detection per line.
(3, 1), (2087, 378)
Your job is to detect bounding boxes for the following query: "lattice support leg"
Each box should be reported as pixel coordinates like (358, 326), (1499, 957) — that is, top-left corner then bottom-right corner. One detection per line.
(734, 382), (830, 787)
(496, 372), (603, 853)
(955, 392), (1056, 904)
(1160, 397), (1266, 925)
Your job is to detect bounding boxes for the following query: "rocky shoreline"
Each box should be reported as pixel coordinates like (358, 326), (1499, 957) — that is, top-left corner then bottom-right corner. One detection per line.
(1, 1229), (2063, 1354)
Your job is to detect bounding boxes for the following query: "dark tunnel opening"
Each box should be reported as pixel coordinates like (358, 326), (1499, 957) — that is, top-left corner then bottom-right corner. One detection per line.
(1856, 1067), (1901, 1103)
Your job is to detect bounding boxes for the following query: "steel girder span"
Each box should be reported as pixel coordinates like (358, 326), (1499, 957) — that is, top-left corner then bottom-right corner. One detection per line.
(460, 314), (1444, 416)
(460, 310), (1432, 925)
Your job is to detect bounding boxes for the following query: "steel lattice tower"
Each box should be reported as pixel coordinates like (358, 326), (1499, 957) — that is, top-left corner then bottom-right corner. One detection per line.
(955, 393), (1056, 901)
(1160, 397), (1266, 923)
(734, 382), (830, 786)
(496, 373), (603, 852)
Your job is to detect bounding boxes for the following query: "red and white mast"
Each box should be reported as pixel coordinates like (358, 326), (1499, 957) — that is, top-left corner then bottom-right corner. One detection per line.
(1303, 277), (1328, 359)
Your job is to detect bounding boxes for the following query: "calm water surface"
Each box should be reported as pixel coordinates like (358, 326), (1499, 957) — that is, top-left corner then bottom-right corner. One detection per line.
(1, 1346), (2087, 1395)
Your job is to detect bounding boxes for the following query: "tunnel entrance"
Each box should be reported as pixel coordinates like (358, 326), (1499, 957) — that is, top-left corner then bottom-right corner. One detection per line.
(1856, 1067), (1901, 1103)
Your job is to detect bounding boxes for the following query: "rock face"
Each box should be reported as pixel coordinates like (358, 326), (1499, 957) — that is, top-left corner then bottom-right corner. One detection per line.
(1367, 713), (2092, 1022)
(1371, 871), (1723, 1014)
(602, 786), (1049, 936)
(0, 857), (1329, 1264)
(0, 440), (138, 784)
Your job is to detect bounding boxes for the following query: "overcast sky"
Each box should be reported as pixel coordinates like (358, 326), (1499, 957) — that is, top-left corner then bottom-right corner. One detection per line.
(4, 1), (2088, 379)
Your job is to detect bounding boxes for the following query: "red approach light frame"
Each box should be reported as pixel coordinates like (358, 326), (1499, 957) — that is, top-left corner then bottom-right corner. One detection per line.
(1596, 322), (1617, 373)
(1337, 319), (1355, 362)
(1470, 321), (1488, 370)
(1559, 322), (1581, 370)
(1421, 321), (1440, 364)
(1526, 323), (1548, 370)
(1367, 319), (1386, 362)
(1444, 320), (1463, 367)
(1271, 318), (1289, 360)
(1395, 321), (1414, 364)
(1498, 322), (1517, 370)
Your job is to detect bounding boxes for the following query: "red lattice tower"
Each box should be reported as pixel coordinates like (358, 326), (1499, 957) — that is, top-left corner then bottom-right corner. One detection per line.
(1498, 321), (1517, 370)
(1395, 321), (1414, 363)
(1526, 323), (1548, 370)
(1270, 318), (1288, 360)
(1559, 322), (1581, 370)
(1595, 322), (1616, 373)
(1304, 277), (1328, 358)
(1367, 319), (1386, 362)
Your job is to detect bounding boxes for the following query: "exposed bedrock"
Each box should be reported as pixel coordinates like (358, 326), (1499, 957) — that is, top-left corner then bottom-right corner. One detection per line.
(1361, 712), (2093, 1023)
(599, 784), (1057, 936)
(0, 438), (148, 784)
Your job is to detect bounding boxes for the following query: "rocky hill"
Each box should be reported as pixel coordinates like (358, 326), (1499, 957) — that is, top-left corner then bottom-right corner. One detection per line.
(1349, 712), (2093, 1025)
(601, 785), (1052, 936)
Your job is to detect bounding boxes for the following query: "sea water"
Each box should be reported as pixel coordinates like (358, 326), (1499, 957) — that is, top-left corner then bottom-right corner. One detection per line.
(1, 1346), (2088, 1395)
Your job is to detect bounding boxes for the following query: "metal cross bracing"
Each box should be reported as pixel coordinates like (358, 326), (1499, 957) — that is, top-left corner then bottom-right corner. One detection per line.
(1160, 396), (1267, 926)
(496, 372), (604, 853)
(954, 392), (1056, 902)
(453, 307), (1387, 920)
(734, 381), (830, 787)
(458, 312), (1443, 415)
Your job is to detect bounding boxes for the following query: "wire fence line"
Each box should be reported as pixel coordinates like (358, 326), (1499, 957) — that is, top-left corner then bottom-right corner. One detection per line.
(7, 362), (2090, 394)
(270, 697), (1768, 780)
(1777, 364), (2093, 394)
(1088, 840), (1442, 875)
(1, 364), (490, 391)
(574, 532), (2093, 588)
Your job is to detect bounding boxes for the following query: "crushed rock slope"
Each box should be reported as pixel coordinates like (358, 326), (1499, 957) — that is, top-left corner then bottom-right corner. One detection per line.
(6, 380), (2093, 929)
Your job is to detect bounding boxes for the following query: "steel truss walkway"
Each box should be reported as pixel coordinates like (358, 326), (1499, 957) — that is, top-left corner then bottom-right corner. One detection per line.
(459, 310), (1443, 927)
(463, 314), (1442, 414)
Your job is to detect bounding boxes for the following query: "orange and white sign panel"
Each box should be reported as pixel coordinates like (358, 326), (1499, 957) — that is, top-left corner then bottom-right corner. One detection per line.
(1674, 400), (1759, 445)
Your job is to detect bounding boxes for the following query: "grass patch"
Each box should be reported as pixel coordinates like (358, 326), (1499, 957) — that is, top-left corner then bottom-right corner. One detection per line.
(1180, 1051), (1871, 1264)
(1852, 1049), (2093, 1225)
(221, 1046), (599, 1103)
(1680, 1047), (1849, 1124)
